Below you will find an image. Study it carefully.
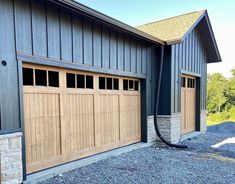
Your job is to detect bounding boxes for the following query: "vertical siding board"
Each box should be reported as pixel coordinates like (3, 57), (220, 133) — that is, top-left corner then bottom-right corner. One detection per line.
(141, 44), (147, 74)
(47, 3), (60, 59)
(110, 30), (117, 69)
(72, 15), (83, 64)
(195, 30), (199, 73)
(130, 39), (137, 73)
(60, 10), (72, 61)
(31, 0), (47, 57)
(191, 32), (194, 72)
(171, 45), (175, 113)
(93, 23), (102, 67)
(150, 47), (157, 114)
(117, 33), (124, 70)
(146, 47), (152, 114)
(102, 26), (110, 68)
(83, 19), (93, 65)
(0, 0), (20, 129)
(14, 0), (32, 54)
(124, 36), (131, 72)
(182, 40), (185, 70)
(136, 41), (142, 74)
(175, 44), (179, 112)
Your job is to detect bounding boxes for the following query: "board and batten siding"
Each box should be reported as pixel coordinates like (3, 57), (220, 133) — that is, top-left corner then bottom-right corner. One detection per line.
(171, 27), (207, 114)
(0, 0), (20, 131)
(14, 0), (151, 76)
(0, 0), (158, 131)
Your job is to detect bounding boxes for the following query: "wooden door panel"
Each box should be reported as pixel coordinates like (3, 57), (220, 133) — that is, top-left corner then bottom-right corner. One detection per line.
(181, 75), (196, 134)
(120, 94), (141, 142)
(23, 64), (141, 173)
(65, 94), (95, 154)
(24, 92), (62, 172)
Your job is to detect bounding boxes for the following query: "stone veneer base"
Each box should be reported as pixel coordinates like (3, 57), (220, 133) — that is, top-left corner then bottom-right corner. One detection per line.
(147, 114), (181, 144)
(0, 132), (23, 184)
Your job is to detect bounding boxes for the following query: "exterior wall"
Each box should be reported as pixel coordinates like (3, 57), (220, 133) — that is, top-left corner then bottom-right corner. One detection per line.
(147, 114), (181, 144)
(14, 0), (151, 76)
(0, 0), (158, 132)
(0, 132), (23, 184)
(171, 27), (207, 114)
(0, 0), (20, 131)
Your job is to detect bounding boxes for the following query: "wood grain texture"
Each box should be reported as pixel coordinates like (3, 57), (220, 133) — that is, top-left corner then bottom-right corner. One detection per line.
(23, 64), (140, 173)
(181, 75), (196, 134)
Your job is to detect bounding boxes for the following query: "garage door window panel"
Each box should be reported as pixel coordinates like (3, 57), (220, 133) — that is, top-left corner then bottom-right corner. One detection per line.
(107, 78), (113, 90)
(86, 75), (93, 89)
(113, 79), (119, 90)
(35, 69), (47, 86)
(99, 77), (106, 89)
(67, 73), (76, 88)
(123, 79), (128, 90)
(77, 74), (85, 88)
(23, 67), (34, 86)
(48, 71), (59, 87)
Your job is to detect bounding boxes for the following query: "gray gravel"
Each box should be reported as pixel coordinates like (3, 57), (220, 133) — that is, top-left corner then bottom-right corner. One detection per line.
(40, 122), (235, 184)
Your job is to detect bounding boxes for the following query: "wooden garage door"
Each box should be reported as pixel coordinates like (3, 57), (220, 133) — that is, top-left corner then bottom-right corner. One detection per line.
(181, 75), (196, 134)
(22, 64), (141, 173)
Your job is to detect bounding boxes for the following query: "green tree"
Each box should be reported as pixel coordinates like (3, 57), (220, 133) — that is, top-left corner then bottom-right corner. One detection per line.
(207, 73), (228, 114)
(224, 68), (235, 109)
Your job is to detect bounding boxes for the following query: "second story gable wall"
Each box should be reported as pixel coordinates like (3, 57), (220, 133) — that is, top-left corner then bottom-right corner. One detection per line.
(171, 27), (207, 113)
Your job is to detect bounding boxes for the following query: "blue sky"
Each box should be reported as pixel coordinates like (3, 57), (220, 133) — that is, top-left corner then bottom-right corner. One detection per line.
(77, 0), (235, 78)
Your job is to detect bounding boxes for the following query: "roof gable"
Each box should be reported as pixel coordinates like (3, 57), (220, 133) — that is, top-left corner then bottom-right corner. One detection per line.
(136, 10), (221, 63)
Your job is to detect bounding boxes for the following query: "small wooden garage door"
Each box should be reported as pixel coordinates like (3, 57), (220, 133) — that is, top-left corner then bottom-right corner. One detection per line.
(23, 64), (141, 173)
(181, 75), (196, 134)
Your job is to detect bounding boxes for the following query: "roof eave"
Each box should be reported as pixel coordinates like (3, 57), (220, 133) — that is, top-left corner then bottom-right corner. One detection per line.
(49, 0), (165, 45)
(203, 11), (222, 63)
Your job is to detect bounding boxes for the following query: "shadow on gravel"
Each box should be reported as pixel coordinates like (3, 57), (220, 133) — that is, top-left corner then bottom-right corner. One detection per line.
(181, 122), (235, 159)
(152, 122), (235, 160)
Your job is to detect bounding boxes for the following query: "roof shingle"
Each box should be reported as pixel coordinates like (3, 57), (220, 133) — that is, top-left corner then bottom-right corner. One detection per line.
(136, 10), (205, 45)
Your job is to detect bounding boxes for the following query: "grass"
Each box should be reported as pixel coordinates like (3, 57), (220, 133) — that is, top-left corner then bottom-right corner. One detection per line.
(207, 118), (235, 126)
(207, 112), (235, 126)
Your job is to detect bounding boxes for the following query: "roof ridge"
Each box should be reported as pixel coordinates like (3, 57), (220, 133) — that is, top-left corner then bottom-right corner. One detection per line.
(136, 10), (206, 28)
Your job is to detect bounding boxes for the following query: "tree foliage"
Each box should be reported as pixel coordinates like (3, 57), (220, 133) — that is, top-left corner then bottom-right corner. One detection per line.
(207, 68), (235, 123)
(207, 73), (227, 114)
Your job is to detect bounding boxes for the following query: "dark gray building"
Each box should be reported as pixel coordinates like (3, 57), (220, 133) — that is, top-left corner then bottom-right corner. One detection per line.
(0, 0), (221, 182)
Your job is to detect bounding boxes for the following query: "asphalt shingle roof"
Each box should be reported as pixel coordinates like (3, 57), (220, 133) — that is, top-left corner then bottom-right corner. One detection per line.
(136, 10), (205, 45)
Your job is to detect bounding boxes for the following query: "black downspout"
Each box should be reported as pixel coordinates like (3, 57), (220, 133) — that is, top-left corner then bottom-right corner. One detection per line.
(154, 45), (187, 149)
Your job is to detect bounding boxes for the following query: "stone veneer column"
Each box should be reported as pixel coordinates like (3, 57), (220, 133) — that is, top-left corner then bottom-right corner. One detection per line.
(0, 132), (23, 184)
(200, 110), (207, 133)
(147, 114), (181, 144)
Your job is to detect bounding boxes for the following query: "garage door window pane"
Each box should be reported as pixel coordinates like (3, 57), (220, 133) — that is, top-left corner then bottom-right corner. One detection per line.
(35, 69), (47, 86)
(129, 80), (134, 90)
(67, 73), (76, 88)
(114, 79), (119, 90)
(77, 74), (85, 88)
(123, 80), (128, 90)
(99, 77), (106, 89)
(107, 78), (112, 90)
(23, 68), (34, 86)
(134, 81), (139, 91)
(48, 71), (59, 87)
(86, 75), (93, 89)
(181, 77), (186, 87)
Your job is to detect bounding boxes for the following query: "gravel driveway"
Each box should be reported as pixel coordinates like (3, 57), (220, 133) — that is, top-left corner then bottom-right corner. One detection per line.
(40, 122), (235, 184)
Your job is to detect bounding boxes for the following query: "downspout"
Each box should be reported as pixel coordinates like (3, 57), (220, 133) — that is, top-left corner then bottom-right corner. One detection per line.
(154, 45), (188, 149)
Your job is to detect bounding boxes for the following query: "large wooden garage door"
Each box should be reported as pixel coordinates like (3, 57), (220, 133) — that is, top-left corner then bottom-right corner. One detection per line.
(181, 75), (196, 134)
(23, 64), (141, 173)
